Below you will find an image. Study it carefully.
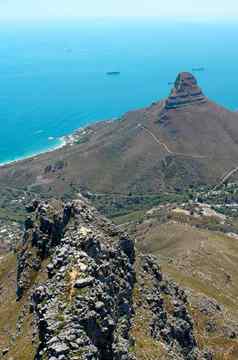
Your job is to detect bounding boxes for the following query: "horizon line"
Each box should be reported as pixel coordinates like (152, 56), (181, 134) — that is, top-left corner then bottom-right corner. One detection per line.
(1, 15), (238, 23)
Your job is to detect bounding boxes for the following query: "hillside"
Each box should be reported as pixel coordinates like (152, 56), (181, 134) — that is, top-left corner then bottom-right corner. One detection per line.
(116, 195), (238, 360)
(1, 73), (238, 200)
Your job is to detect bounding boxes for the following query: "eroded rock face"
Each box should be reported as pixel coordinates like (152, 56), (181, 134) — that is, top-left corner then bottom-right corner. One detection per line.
(16, 198), (206, 359)
(165, 72), (206, 110)
(135, 255), (211, 360)
(17, 199), (135, 360)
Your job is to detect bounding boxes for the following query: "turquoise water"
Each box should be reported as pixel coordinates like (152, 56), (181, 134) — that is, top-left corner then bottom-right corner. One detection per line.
(0, 18), (238, 164)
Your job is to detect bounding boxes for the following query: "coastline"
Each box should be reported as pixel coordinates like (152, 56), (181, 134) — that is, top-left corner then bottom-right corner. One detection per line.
(0, 118), (114, 169)
(0, 136), (68, 168)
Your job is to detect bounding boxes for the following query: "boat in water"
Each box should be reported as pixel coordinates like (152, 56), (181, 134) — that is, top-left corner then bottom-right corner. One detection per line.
(192, 67), (205, 72)
(106, 71), (120, 76)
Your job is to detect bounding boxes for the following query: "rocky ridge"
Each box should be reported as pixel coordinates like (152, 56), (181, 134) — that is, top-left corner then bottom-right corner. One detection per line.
(17, 198), (135, 360)
(12, 197), (208, 359)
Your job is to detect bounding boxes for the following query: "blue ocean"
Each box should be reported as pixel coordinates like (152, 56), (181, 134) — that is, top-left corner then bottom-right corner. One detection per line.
(0, 18), (238, 164)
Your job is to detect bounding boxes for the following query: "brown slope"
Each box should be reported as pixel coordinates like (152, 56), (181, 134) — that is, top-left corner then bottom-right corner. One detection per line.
(1, 72), (238, 195)
(117, 203), (238, 359)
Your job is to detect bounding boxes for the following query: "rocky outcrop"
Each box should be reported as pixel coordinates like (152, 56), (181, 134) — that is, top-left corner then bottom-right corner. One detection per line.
(15, 198), (208, 359)
(135, 255), (211, 360)
(164, 72), (206, 110)
(16, 200), (71, 300)
(17, 199), (135, 360)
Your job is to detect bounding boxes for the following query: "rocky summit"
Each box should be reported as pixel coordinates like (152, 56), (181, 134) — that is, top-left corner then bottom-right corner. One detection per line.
(165, 72), (206, 110)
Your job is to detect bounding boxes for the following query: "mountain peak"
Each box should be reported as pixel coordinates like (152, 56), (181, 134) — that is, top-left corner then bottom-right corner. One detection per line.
(174, 72), (198, 90)
(165, 72), (206, 110)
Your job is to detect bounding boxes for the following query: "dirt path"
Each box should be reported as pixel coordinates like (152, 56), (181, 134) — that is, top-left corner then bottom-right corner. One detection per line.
(139, 125), (172, 154)
(139, 123), (238, 188)
(138, 124), (207, 159)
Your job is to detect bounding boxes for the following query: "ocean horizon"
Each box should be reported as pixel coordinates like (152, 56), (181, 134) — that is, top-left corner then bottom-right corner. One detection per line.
(1, 18), (238, 165)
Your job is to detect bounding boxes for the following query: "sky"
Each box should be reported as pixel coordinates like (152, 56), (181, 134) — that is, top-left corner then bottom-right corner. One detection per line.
(0, 0), (238, 21)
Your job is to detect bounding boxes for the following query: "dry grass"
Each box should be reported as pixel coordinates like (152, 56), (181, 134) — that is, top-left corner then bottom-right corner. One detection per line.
(0, 253), (49, 359)
(190, 305), (238, 360)
(0, 254), (36, 359)
(134, 214), (238, 359)
(68, 268), (79, 301)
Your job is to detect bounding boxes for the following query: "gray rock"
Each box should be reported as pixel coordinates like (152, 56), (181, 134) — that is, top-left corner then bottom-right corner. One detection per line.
(95, 301), (105, 312)
(50, 342), (69, 355)
(2, 348), (9, 355)
(74, 276), (94, 289)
